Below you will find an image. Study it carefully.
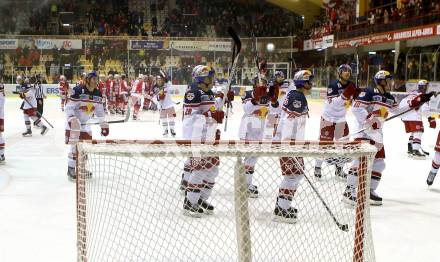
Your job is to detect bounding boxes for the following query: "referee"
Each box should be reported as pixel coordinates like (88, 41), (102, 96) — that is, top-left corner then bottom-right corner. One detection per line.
(34, 75), (46, 119)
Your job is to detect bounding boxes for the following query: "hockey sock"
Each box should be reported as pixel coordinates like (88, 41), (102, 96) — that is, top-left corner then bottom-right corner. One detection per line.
(430, 152), (440, 174)
(0, 133), (4, 155)
(371, 172), (381, 191)
(315, 158), (323, 168)
(346, 168), (359, 188)
(412, 132), (423, 151)
(169, 117), (175, 131)
(277, 176), (301, 209)
(186, 171), (204, 205)
(162, 119), (168, 132)
(68, 145), (76, 169)
(201, 167), (218, 200)
(24, 114), (31, 130)
(245, 169), (254, 187)
(32, 117), (43, 128)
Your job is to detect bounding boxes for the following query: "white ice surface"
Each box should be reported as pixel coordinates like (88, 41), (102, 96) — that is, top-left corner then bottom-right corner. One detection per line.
(0, 96), (439, 262)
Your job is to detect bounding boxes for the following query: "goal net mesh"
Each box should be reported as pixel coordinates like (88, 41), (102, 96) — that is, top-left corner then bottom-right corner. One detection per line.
(76, 140), (377, 262)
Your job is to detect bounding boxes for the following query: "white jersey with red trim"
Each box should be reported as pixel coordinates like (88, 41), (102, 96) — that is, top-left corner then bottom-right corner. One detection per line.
(182, 84), (217, 141)
(352, 87), (399, 142)
(400, 90), (430, 121)
(278, 89), (309, 141)
(17, 84), (37, 109)
(156, 82), (175, 110)
(322, 79), (355, 123)
(238, 90), (270, 140)
(65, 85), (106, 133)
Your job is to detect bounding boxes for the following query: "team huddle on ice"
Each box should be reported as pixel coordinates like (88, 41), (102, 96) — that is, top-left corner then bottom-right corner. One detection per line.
(0, 62), (439, 223)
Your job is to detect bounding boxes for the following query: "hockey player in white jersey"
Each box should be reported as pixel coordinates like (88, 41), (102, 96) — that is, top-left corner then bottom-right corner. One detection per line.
(65, 71), (109, 181)
(343, 71), (433, 206)
(315, 64), (358, 179)
(155, 73), (177, 136)
(400, 79), (434, 158)
(0, 80), (5, 164)
(273, 70), (314, 223)
(238, 72), (279, 197)
(16, 76), (48, 137)
(181, 65), (224, 217)
(264, 71), (289, 140)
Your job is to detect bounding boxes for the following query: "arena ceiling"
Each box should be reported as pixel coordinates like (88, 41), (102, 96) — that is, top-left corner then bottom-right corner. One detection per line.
(267, 0), (322, 26)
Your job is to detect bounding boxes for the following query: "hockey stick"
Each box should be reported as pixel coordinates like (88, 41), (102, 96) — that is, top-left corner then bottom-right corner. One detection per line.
(292, 157), (349, 232)
(223, 27), (242, 132)
(88, 98), (131, 125)
(13, 91), (54, 128)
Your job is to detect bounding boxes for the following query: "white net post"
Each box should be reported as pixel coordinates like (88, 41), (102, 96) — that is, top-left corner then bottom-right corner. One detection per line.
(234, 157), (251, 262)
(76, 141), (377, 262)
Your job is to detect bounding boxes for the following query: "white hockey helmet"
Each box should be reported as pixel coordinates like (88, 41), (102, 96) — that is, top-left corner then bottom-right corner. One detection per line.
(60, 75), (66, 81)
(293, 70), (314, 88)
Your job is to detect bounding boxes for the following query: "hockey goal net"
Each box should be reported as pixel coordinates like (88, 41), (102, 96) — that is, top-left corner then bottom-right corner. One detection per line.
(76, 140), (377, 262)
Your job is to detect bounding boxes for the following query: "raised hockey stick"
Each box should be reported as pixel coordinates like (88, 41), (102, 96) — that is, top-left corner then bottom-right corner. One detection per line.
(13, 91), (54, 128)
(292, 157), (349, 232)
(223, 27), (242, 132)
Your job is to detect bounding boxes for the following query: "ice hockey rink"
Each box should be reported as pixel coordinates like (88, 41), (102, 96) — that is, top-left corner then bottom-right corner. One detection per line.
(0, 95), (439, 262)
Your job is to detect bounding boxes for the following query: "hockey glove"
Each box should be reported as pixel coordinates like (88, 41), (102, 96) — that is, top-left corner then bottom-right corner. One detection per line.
(204, 110), (225, 124)
(268, 86), (280, 104)
(410, 92), (435, 108)
(252, 85), (267, 102)
(227, 90), (235, 102)
(341, 82), (357, 100)
(159, 91), (165, 100)
(428, 117), (436, 129)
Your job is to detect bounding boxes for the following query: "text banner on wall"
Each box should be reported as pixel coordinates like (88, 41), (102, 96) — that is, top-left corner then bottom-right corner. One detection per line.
(34, 39), (83, 50)
(0, 39), (18, 49)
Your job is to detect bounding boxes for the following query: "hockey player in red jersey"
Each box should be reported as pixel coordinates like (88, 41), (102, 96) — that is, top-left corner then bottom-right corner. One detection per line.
(106, 74), (115, 114)
(131, 75), (145, 120)
(343, 71), (433, 206)
(65, 71), (109, 180)
(143, 75), (154, 110)
(399, 79), (434, 158)
(16, 76), (49, 137)
(315, 64), (358, 179)
(98, 74), (108, 113)
(0, 80), (5, 164)
(59, 75), (70, 111)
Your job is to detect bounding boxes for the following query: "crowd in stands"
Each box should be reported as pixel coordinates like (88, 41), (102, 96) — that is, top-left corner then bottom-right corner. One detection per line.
(308, 0), (440, 39)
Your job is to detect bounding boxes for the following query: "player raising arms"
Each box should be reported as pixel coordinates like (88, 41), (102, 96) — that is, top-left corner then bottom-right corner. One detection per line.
(155, 72), (177, 137)
(65, 71), (109, 181)
(0, 79), (5, 164)
(16, 76), (49, 137)
(181, 65), (224, 217)
(399, 79), (434, 158)
(273, 70), (314, 223)
(315, 64), (358, 179)
(264, 70), (288, 140)
(59, 75), (70, 111)
(343, 71), (433, 206)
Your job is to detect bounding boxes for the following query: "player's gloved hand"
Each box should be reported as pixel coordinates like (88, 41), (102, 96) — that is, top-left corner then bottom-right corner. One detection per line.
(215, 129), (221, 141)
(159, 91), (165, 100)
(0, 119), (4, 132)
(253, 107), (269, 118)
(19, 93), (25, 99)
(100, 122), (109, 136)
(428, 116), (436, 129)
(216, 92), (224, 99)
(204, 109), (225, 124)
(342, 82), (357, 99)
(410, 92), (435, 108)
(227, 90), (235, 102)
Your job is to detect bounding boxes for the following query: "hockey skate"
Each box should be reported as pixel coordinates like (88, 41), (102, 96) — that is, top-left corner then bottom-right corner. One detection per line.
(247, 185), (259, 198)
(198, 199), (214, 215)
(40, 126), (49, 136)
(109, 109), (115, 115)
(170, 129), (176, 137)
(335, 166), (347, 180)
(132, 114), (138, 120)
(183, 197), (204, 217)
(273, 205), (298, 224)
(410, 149), (426, 160)
(179, 175), (188, 192)
(162, 129), (168, 137)
(314, 166), (322, 179)
(427, 171), (437, 186)
(370, 190), (383, 206)
(0, 154), (5, 165)
(342, 185), (356, 206)
(407, 143), (413, 155)
(22, 129), (32, 137)
(67, 167), (76, 181)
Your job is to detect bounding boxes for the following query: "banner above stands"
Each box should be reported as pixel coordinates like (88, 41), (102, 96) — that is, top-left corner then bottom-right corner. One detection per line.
(170, 40), (231, 52)
(34, 39), (82, 50)
(334, 23), (440, 48)
(0, 39), (18, 49)
(303, 35), (334, 51)
(129, 40), (165, 50)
